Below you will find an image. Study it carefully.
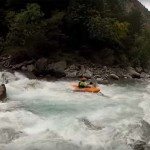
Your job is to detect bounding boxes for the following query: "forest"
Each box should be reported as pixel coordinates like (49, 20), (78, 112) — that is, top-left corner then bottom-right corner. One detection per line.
(0, 0), (150, 68)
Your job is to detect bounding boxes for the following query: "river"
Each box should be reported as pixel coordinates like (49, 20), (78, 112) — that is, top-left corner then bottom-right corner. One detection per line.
(0, 71), (150, 150)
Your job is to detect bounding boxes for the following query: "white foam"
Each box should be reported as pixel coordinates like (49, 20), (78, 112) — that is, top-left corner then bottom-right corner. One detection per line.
(0, 71), (149, 150)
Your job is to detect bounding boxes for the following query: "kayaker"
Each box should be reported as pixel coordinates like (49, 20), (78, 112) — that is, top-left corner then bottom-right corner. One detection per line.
(78, 77), (88, 88)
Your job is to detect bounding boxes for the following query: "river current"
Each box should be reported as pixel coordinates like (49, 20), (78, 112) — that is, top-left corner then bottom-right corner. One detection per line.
(0, 71), (150, 150)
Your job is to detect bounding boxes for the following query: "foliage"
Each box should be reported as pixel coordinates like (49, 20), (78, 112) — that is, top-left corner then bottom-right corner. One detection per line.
(0, 0), (149, 67)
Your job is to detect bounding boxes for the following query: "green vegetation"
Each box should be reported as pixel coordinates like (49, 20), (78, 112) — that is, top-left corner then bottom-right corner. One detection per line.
(0, 0), (150, 67)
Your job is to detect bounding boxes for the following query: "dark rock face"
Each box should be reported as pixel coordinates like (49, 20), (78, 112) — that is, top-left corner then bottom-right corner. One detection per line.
(0, 84), (6, 102)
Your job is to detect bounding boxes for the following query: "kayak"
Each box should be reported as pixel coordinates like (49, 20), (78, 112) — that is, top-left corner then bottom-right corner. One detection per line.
(72, 84), (100, 93)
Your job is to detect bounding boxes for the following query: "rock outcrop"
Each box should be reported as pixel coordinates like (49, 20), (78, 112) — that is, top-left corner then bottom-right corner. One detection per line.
(0, 84), (6, 102)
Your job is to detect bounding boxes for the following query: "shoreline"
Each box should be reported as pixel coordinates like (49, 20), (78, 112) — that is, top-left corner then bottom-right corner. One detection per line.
(0, 55), (150, 84)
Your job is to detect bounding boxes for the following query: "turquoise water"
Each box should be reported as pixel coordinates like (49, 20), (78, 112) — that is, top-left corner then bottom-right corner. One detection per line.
(0, 71), (149, 150)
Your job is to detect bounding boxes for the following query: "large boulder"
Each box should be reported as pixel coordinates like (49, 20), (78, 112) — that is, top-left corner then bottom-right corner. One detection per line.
(0, 84), (6, 102)
(128, 67), (141, 78)
(47, 60), (67, 78)
(51, 60), (67, 72)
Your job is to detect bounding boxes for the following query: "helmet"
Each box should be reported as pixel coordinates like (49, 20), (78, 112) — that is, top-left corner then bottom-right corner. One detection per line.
(80, 77), (87, 81)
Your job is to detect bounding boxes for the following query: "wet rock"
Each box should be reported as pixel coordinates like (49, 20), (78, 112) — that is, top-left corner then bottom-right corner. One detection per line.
(80, 118), (102, 130)
(97, 78), (109, 84)
(0, 84), (6, 102)
(27, 64), (36, 72)
(21, 71), (36, 79)
(109, 74), (119, 80)
(128, 67), (141, 79)
(21, 66), (27, 71)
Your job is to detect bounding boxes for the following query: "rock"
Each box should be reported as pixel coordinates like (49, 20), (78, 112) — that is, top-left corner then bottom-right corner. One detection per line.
(97, 78), (109, 84)
(35, 58), (48, 72)
(109, 74), (119, 80)
(83, 69), (93, 78)
(124, 74), (132, 79)
(50, 60), (67, 72)
(48, 69), (66, 78)
(0, 84), (6, 102)
(103, 66), (108, 71)
(66, 71), (78, 78)
(136, 67), (143, 73)
(140, 72), (150, 78)
(128, 67), (141, 78)
(80, 118), (102, 130)
(132, 140), (146, 150)
(12, 60), (34, 70)
(78, 65), (86, 77)
(77, 65), (93, 78)
(21, 66), (27, 71)
(47, 60), (67, 78)
(27, 64), (36, 72)
(67, 64), (78, 71)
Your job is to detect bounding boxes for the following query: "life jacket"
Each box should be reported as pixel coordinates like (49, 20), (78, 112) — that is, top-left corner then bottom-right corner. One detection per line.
(78, 81), (87, 88)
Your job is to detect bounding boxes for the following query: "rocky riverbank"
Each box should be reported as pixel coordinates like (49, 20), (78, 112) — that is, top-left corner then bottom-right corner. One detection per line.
(0, 55), (150, 84)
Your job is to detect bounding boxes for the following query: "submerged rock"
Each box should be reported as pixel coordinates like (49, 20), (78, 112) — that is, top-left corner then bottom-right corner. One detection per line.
(80, 118), (102, 130)
(0, 128), (22, 144)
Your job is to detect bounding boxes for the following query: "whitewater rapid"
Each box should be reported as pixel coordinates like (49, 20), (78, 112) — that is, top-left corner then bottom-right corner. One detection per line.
(0, 71), (150, 150)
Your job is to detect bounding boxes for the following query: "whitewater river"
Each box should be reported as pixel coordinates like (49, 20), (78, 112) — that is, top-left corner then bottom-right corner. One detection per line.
(0, 71), (150, 150)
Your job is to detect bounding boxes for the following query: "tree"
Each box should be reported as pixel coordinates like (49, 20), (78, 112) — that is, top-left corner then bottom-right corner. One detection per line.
(5, 3), (44, 47)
